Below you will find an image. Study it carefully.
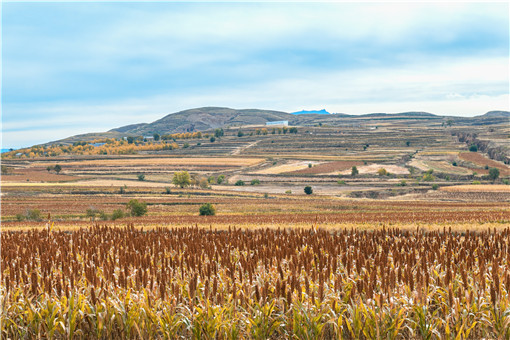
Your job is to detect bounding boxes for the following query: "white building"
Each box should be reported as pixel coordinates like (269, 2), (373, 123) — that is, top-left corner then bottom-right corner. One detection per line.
(266, 121), (289, 126)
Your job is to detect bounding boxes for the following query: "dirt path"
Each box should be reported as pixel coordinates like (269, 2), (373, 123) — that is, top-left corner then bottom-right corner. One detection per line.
(231, 140), (260, 155)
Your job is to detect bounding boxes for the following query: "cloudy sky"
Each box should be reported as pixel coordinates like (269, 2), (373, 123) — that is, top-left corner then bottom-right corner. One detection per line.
(2, 1), (509, 148)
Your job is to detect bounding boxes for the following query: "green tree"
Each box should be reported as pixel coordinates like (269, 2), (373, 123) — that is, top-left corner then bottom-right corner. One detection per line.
(153, 133), (160, 141)
(210, 137), (216, 143)
(469, 144), (478, 152)
(54, 164), (62, 174)
(304, 186), (313, 195)
(235, 180), (245, 186)
(126, 199), (147, 217)
(251, 179), (260, 185)
(217, 175), (225, 184)
(489, 168), (500, 182)
(351, 166), (359, 176)
(214, 128), (224, 138)
(377, 168), (388, 176)
(172, 171), (191, 188)
(199, 203), (216, 216)
(111, 209), (125, 220)
(127, 136), (135, 144)
(137, 174), (145, 181)
(237, 130), (244, 137)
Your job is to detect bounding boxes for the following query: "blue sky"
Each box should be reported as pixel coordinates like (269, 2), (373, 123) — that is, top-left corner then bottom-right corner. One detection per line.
(2, 2), (509, 148)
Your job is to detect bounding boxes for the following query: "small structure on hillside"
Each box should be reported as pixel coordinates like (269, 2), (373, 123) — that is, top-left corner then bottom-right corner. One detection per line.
(266, 121), (289, 126)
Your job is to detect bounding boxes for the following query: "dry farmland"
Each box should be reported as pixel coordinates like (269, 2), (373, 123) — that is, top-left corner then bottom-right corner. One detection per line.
(1, 119), (509, 338)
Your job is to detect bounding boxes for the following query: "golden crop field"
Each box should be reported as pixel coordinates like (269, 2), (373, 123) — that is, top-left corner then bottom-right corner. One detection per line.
(2, 226), (510, 338)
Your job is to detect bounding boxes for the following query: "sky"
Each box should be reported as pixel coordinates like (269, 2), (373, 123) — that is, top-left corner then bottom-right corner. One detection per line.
(2, 1), (509, 149)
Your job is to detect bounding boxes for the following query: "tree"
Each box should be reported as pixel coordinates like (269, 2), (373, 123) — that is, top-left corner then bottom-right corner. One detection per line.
(237, 130), (244, 137)
(2, 165), (9, 175)
(127, 136), (135, 144)
(199, 203), (216, 216)
(172, 171), (191, 188)
(304, 186), (313, 195)
(489, 168), (500, 182)
(469, 144), (478, 152)
(54, 164), (62, 174)
(46, 166), (52, 173)
(215, 128), (224, 138)
(351, 166), (359, 176)
(199, 177), (209, 189)
(137, 174), (145, 181)
(126, 199), (147, 217)
(153, 133), (160, 141)
(210, 137), (216, 143)
(217, 175), (225, 184)
(377, 168), (388, 176)
(235, 180), (245, 186)
(251, 179), (260, 185)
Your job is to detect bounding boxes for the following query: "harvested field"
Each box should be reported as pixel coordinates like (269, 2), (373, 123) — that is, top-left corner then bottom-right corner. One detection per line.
(286, 161), (363, 175)
(43, 156), (265, 167)
(441, 184), (510, 192)
(1, 168), (83, 182)
(459, 152), (510, 175)
(338, 163), (409, 175)
(254, 161), (322, 174)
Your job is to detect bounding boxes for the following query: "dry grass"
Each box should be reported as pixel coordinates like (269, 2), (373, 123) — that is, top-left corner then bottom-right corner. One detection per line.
(255, 161), (323, 174)
(441, 184), (510, 192)
(32, 157), (265, 167)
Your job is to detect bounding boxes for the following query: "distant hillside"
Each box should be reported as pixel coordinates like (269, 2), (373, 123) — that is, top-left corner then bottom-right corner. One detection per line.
(109, 107), (293, 135)
(476, 111), (510, 118)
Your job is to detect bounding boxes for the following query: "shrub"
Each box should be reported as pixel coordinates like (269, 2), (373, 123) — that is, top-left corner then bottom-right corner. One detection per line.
(165, 187), (171, 194)
(217, 175), (225, 185)
(15, 213), (24, 221)
(502, 179), (509, 185)
(472, 180), (481, 185)
(208, 176), (215, 184)
(432, 184), (439, 190)
(199, 203), (216, 216)
(210, 137), (216, 143)
(308, 163), (312, 168)
(285, 190), (292, 194)
(26, 209), (42, 221)
(337, 180), (346, 185)
(264, 193), (269, 199)
(452, 161), (457, 166)
(119, 186), (126, 194)
(469, 144), (478, 152)
(399, 180), (407, 187)
(235, 180), (245, 186)
(183, 143), (190, 148)
(111, 209), (125, 220)
(251, 179), (260, 185)
(351, 166), (359, 176)
(484, 165), (489, 170)
(423, 173), (435, 181)
(172, 171), (191, 188)
(237, 130), (244, 137)
(489, 168), (500, 182)
(137, 174), (145, 181)
(199, 177), (210, 189)
(54, 164), (62, 174)
(304, 186), (313, 195)
(377, 168), (388, 176)
(86, 207), (99, 219)
(126, 199), (147, 217)
(99, 211), (108, 220)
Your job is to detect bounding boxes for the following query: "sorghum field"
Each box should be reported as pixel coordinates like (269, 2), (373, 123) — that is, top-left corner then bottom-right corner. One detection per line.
(2, 225), (510, 339)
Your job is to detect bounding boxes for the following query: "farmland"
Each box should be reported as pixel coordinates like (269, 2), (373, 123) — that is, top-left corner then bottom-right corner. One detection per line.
(1, 115), (510, 338)
(2, 226), (510, 338)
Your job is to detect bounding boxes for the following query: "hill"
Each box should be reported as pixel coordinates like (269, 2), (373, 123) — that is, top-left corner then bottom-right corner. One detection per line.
(109, 107), (293, 135)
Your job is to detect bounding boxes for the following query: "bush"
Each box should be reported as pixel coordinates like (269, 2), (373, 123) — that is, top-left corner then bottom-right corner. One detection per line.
(377, 168), (388, 176)
(285, 190), (292, 194)
(502, 179), (509, 185)
(472, 180), (481, 185)
(399, 180), (407, 187)
(210, 137), (216, 143)
(199, 203), (216, 216)
(251, 179), (260, 185)
(304, 186), (313, 195)
(183, 143), (190, 148)
(469, 144), (478, 152)
(308, 163), (312, 168)
(423, 173), (435, 181)
(452, 161), (457, 166)
(235, 180), (245, 186)
(165, 187), (171, 194)
(26, 209), (42, 221)
(337, 180), (346, 185)
(484, 165), (489, 170)
(137, 174), (145, 181)
(86, 207), (99, 219)
(208, 176), (215, 184)
(99, 211), (108, 220)
(263, 193), (269, 199)
(351, 166), (359, 176)
(119, 186), (126, 194)
(217, 175), (225, 185)
(199, 178), (210, 189)
(432, 184), (439, 190)
(111, 209), (125, 220)
(489, 168), (500, 182)
(126, 199), (147, 217)
(172, 171), (191, 188)
(16, 213), (24, 221)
